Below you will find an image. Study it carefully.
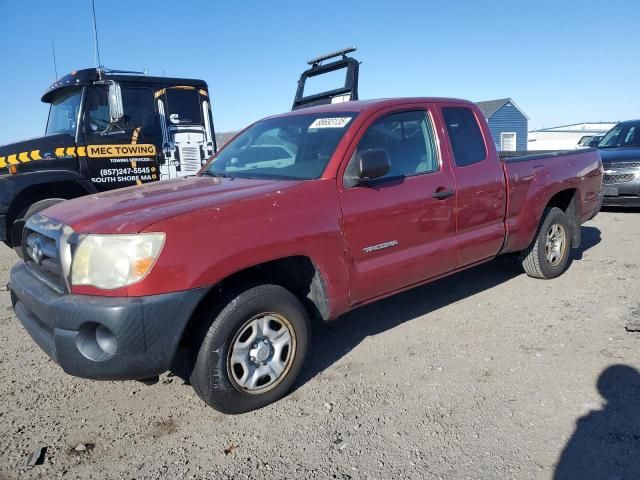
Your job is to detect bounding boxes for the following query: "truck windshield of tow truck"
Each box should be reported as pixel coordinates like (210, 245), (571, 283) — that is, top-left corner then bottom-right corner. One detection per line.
(204, 113), (358, 181)
(45, 88), (83, 137)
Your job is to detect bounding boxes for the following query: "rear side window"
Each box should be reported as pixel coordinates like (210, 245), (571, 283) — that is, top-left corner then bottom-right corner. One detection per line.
(165, 89), (202, 125)
(442, 107), (487, 167)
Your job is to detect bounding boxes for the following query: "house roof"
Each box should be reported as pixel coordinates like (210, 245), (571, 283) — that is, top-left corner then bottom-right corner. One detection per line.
(475, 98), (529, 120)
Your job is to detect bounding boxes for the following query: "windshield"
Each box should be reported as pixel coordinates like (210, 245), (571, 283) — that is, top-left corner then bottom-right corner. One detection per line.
(45, 88), (83, 137)
(204, 113), (357, 180)
(598, 122), (640, 148)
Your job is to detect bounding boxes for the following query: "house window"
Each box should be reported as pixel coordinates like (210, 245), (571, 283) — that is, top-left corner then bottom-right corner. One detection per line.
(501, 132), (517, 151)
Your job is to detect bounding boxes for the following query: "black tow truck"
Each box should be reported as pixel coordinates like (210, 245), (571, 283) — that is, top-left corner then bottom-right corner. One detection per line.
(0, 68), (217, 253)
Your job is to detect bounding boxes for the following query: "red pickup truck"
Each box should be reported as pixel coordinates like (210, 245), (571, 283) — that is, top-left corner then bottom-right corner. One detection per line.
(9, 98), (603, 414)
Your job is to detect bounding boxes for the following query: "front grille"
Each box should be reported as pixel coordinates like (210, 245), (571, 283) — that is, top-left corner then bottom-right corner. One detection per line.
(603, 174), (636, 184)
(607, 162), (640, 169)
(179, 145), (202, 173)
(22, 217), (67, 294)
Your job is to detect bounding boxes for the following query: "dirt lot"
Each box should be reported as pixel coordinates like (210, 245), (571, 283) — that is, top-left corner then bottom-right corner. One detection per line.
(1, 209), (639, 480)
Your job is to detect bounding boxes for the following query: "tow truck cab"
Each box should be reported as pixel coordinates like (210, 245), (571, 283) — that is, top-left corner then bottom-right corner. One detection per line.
(0, 68), (216, 248)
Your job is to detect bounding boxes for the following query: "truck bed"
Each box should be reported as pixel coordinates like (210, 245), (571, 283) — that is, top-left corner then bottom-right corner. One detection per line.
(499, 148), (598, 163)
(499, 147), (603, 253)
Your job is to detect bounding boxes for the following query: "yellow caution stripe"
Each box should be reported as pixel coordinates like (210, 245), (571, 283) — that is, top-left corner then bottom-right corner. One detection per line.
(1, 146), (82, 166)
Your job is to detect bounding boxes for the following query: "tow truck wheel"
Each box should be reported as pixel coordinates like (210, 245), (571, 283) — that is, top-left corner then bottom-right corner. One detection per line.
(190, 284), (310, 414)
(13, 198), (65, 258)
(521, 207), (572, 279)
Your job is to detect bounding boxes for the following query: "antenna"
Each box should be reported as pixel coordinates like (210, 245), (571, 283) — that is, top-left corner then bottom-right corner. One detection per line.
(51, 39), (58, 80)
(91, 0), (103, 78)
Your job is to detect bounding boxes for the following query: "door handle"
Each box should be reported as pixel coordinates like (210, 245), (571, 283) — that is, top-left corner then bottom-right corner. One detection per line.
(432, 189), (455, 200)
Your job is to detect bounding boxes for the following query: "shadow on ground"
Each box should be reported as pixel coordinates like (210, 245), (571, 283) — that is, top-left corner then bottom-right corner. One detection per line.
(297, 225), (602, 387)
(554, 364), (640, 480)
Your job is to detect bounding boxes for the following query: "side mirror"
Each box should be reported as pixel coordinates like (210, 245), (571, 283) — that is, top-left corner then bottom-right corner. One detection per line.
(587, 139), (600, 147)
(357, 148), (391, 181)
(108, 82), (124, 123)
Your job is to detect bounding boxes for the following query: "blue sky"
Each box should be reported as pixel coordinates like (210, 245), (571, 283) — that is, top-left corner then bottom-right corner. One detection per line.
(1, 0), (638, 145)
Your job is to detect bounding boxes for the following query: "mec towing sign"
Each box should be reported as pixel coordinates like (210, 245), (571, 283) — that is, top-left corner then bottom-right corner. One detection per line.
(87, 144), (159, 187)
(87, 144), (156, 158)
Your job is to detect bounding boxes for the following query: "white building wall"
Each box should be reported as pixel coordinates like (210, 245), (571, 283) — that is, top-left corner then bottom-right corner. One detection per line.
(528, 122), (617, 150)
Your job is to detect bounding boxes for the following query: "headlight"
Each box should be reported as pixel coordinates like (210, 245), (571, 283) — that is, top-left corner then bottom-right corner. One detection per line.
(71, 233), (165, 290)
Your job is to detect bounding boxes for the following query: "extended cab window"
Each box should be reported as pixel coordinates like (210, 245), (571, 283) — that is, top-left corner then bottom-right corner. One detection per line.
(357, 110), (439, 179)
(206, 113), (357, 180)
(442, 107), (487, 167)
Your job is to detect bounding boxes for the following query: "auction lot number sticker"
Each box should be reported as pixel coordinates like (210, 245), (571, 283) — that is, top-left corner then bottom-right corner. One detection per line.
(309, 117), (352, 129)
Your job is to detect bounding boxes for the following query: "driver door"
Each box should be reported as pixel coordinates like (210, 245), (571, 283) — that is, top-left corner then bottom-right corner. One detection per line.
(339, 106), (458, 305)
(81, 85), (162, 190)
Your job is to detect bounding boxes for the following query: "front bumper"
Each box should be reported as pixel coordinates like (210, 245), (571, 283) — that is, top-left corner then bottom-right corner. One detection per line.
(601, 168), (640, 208)
(602, 195), (640, 207)
(10, 262), (209, 381)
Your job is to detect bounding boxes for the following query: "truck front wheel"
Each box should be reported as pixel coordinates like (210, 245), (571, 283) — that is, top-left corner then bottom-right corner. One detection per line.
(190, 284), (310, 414)
(521, 207), (572, 279)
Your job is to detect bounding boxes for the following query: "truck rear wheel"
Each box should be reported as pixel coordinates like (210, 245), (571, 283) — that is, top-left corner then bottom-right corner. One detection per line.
(521, 207), (572, 279)
(13, 198), (65, 258)
(190, 284), (310, 414)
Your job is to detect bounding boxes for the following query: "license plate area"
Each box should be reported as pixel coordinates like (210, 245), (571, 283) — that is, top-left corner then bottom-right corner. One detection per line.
(603, 185), (619, 196)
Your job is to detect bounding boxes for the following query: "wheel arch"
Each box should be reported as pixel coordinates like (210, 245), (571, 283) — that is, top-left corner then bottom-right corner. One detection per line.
(544, 188), (581, 248)
(4, 172), (97, 246)
(177, 255), (332, 349)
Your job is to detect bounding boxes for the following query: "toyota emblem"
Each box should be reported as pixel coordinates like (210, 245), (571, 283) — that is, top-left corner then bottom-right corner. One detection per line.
(31, 244), (43, 265)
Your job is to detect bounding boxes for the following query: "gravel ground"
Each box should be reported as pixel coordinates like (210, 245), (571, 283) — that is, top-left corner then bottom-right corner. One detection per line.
(1, 209), (639, 480)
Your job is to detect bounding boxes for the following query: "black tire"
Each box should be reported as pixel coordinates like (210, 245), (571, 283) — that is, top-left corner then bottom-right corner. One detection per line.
(521, 207), (572, 279)
(12, 198), (65, 258)
(190, 284), (310, 414)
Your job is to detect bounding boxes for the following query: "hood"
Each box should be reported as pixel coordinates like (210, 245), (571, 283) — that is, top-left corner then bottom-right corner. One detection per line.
(599, 146), (640, 164)
(0, 134), (76, 172)
(42, 175), (301, 234)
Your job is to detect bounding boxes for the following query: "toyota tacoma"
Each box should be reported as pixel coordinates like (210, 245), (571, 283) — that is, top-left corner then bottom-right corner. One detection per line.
(9, 97), (603, 413)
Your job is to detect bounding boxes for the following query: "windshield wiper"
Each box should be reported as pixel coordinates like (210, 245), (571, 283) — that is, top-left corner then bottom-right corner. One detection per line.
(199, 171), (230, 178)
